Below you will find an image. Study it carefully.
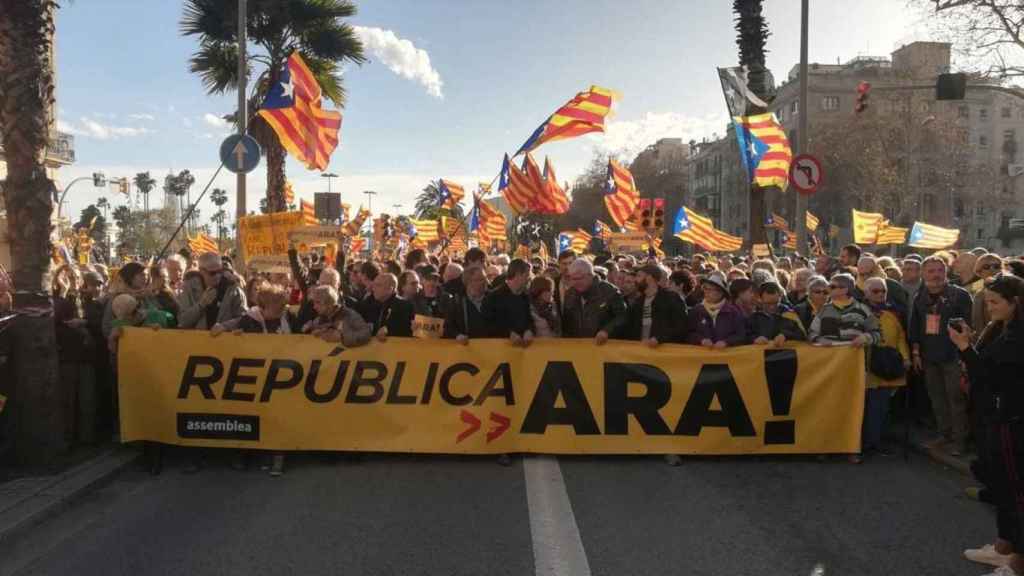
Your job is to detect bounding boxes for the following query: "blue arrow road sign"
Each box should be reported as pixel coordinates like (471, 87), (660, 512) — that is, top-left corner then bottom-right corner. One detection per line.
(219, 134), (261, 174)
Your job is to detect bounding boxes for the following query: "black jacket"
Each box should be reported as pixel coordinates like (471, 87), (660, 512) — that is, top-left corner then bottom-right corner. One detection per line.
(443, 294), (490, 339)
(910, 283), (973, 363)
(794, 300), (819, 334)
(414, 291), (452, 319)
(748, 304), (808, 343)
(624, 288), (688, 343)
(961, 320), (1024, 423)
(482, 282), (534, 338)
(357, 294), (415, 337)
(562, 279), (628, 338)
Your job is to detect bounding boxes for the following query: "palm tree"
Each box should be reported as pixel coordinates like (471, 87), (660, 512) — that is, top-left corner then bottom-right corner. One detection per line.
(0, 0), (65, 463)
(181, 0), (365, 212)
(414, 181), (465, 220)
(133, 171), (156, 213)
(210, 187), (228, 251)
(733, 0), (773, 248)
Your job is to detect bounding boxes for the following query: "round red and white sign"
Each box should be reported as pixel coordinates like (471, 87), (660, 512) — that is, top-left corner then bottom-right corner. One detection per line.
(789, 154), (823, 195)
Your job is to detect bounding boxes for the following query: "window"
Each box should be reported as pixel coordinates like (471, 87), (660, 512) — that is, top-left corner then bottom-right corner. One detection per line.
(791, 100), (799, 115)
(822, 96), (840, 111)
(980, 108), (989, 120)
(976, 204), (986, 216)
(1003, 107), (1012, 118)
(977, 228), (984, 240)
(980, 135), (989, 147)
(959, 105), (970, 118)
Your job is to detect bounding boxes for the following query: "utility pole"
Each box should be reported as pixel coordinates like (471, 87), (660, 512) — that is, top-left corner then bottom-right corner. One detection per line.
(363, 189), (377, 252)
(794, 0), (809, 254)
(235, 0), (247, 263)
(322, 172), (338, 193)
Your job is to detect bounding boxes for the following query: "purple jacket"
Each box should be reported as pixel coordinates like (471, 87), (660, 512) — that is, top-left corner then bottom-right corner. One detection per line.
(686, 301), (748, 346)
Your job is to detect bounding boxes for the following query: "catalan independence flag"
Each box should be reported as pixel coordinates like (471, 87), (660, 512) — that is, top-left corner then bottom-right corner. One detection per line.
(733, 113), (792, 190)
(300, 199), (317, 226)
(540, 157), (570, 214)
(908, 221), (959, 249)
(438, 179), (465, 210)
(516, 86), (616, 155)
(604, 159), (640, 228)
(558, 229), (591, 255)
(875, 221), (909, 245)
(188, 233), (218, 255)
(258, 52), (342, 171)
(673, 206), (743, 252)
(408, 218), (440, 242)
(594, 219), (615, 239)
(499, 154), (537, 215)
(852, 209), (885, 245)
(766, 212), (790, 231)
(476, 198), (508, 241)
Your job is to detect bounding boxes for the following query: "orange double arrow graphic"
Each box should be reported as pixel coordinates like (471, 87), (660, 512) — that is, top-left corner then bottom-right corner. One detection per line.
(456, 410), (511, 443)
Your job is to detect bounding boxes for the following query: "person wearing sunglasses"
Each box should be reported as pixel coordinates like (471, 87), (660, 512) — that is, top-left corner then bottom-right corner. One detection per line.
(795, 275), (828, 333)
(178, 252), (247, 331)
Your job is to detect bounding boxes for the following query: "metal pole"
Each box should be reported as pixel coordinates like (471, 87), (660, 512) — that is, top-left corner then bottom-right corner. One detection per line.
(364, 190), (376, 253)
(795, 0), (809, 254)
(235, 0), (247, 263)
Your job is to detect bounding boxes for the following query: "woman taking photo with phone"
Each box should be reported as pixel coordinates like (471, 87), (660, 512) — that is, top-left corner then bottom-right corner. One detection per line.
(951, 273), (1024, 575)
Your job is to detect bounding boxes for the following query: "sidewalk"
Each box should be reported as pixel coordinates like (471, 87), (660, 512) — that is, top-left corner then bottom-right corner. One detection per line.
(904, 423), (972, 475)
(0, 444), (139, 542)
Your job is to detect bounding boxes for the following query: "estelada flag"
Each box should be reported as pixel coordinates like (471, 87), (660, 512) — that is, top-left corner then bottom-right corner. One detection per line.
(499, 153), (537, 215)
(258, 52), (342, 171)
(188, 233), (218, 255)
(604, 159), (639, 228)
(733, 113), (792, 191)
(852, 209), (885, 244)
(476, 198), (508, 241)
(875, 221), (909, 245)
(516, 86), (616, 155)
(908, 221), (959, 249)
(540, 157), (570, 214)
(594, 220), (615, 239)
(438, 179), (465, 210)
(766, 212), (789, 231)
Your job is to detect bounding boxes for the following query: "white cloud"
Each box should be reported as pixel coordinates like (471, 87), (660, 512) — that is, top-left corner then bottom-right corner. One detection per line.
(203, 113), (229, 128)
(594, 112), (729, 158)
(354, 26), (444, 99)
(58, 117), (153, 140)
(127, 113), (156, 121)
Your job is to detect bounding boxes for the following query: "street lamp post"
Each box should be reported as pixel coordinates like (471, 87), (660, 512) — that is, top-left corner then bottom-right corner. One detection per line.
(56, 173), (105, 220)
(321, 172), (339, 194)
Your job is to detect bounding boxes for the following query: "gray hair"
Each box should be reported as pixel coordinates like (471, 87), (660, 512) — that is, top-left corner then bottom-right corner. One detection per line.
(317, 267), (340, 289)
(445, 263), (464, 282)
(831, 273), (856, 293)
(493, 254), (511, 267)
(864, 277), (887, 293)
(568, 258), (594, 277)
(198, 252), (222, 271)
(311, 285), (339, 305)
(807, 275), (828, 292)
(166, 254), (187, 269)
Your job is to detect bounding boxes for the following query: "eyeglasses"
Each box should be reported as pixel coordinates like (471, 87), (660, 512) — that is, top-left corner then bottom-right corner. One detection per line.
(828, 284), (844, 290)
(810, 289), (827, 295)
(981, 263), (1002, 271)
(868, 288), (886, 294)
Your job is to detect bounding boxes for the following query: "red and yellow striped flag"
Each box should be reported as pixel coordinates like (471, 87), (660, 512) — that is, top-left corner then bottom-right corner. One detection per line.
(188, 233), (218, 255)
(343, 207), (370, 236)
(409, 218), (440, 242)
(284, 181), (295, 206)
(499, 153), (538, 215)
(516, 86), (617, 154)
(805, 211), (820, 232)
(875, 221), (909, 245)
(852, 209), (885, 244)
(300, 199), (317, 226)
(478, 198), (508, 241)
(539, 157), (570, 214)
(604, 159), (640, 228)
(257, 53), (342, 171)
(673, 206), (742, 252)
(438, 179), (465, 210)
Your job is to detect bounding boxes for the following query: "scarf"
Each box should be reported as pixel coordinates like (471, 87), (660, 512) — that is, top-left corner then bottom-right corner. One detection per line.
(247, 306), (292, 334)
(702, 298), (726, 321)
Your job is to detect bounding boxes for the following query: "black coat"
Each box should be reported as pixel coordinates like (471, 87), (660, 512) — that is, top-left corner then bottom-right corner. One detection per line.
(562, 279), (629, 338)
(482, 282), (534, 338)
(414, 291), (452, 319)
(357, 294), (415, 337)
(443, 294), (490, 339)
(624, 288), (688, 343)
(909, 283), (973, 363)
(748, 305), (808, 342)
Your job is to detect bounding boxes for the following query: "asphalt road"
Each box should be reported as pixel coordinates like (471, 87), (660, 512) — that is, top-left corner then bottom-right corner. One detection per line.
(0, 450), (995, 576)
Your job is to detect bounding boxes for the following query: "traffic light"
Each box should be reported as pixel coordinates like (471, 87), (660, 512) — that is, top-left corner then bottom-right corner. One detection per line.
(653, 198), (665, 235)
(854, 81), (871, 114)
(639, 199), (653, 230)
(92, 172), (107, 187)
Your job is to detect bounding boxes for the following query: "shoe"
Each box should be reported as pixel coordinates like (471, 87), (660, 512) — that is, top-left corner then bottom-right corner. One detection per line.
(978, 564), (1017, 575)
(966, 486), (982, 501)
(269, 454), (285, 477)
(847, 454), (863, 464)
(496, 454), (512, 467)
(965, 544), (1012, 567)
(664, 454), (682, 467)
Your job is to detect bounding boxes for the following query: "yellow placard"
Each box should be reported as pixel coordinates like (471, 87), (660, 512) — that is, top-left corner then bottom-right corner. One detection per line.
(607, 232), (649, 251)
(412, 314), (444, 339)
(287, 225), (343, 246)
(237, 212), (305, 261)
(117, 329), (864, 455)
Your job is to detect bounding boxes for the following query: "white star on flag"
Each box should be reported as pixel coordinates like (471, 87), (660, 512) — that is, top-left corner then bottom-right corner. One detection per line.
(280, 79), (295, 100)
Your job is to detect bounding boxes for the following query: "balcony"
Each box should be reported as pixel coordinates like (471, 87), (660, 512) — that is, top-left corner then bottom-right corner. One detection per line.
(0, 129), (75, 166)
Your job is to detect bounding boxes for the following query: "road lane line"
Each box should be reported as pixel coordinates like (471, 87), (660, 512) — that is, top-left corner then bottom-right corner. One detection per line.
(523, 456), (592, 576)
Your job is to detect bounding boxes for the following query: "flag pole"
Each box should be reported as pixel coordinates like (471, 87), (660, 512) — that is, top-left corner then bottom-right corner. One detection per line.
(157, 163), (226, 261)
(794, 0), (809, 255)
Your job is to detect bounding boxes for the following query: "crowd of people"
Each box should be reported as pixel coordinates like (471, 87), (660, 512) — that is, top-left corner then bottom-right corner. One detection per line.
(2, 238), (1024, 573)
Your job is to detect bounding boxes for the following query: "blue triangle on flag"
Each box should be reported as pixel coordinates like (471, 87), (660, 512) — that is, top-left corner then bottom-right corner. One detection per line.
(673, 207), (690, 234)
(733, 123), (770, 180)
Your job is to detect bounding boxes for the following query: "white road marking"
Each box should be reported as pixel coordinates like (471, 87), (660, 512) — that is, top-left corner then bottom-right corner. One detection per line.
(523, 455), (592, 576)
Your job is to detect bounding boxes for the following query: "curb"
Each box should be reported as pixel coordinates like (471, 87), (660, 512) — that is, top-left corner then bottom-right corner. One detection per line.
(0, 445), (140, 542)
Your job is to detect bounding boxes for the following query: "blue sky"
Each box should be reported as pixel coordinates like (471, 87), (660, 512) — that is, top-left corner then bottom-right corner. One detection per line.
(55, 0), (928, 226)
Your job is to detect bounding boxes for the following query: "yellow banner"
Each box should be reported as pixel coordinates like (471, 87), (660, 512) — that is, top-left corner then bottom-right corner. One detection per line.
(607, 232), (649, 251)
(237, 212), (305, 261)
(117, 329), (864, 455)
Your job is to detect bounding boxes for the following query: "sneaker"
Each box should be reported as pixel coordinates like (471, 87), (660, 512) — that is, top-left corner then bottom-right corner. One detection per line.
(269, 454), (285, 477)
(496, 454), (512, 467)
(964, 544), (1011, 567)
(664, 454), (682, 467)
(966, 486), (982, 501)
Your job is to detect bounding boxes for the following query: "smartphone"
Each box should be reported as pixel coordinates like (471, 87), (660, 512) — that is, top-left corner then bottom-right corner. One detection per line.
(949, 317), (966, 333)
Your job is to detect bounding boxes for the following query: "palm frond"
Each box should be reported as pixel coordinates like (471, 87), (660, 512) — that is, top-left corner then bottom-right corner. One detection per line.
(301, 54), (346, 105)
(188, 41), (241, 95)
(297, 22), (365, 65)
(181, 0), (235, 41)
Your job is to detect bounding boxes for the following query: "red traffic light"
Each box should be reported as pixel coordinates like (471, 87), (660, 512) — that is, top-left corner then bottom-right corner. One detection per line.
(855, 81), (871, 114)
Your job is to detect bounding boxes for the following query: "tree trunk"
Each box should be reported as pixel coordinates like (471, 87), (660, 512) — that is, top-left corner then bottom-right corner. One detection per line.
(251, 114), (287, 213)
(0, 0), (67, 465)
